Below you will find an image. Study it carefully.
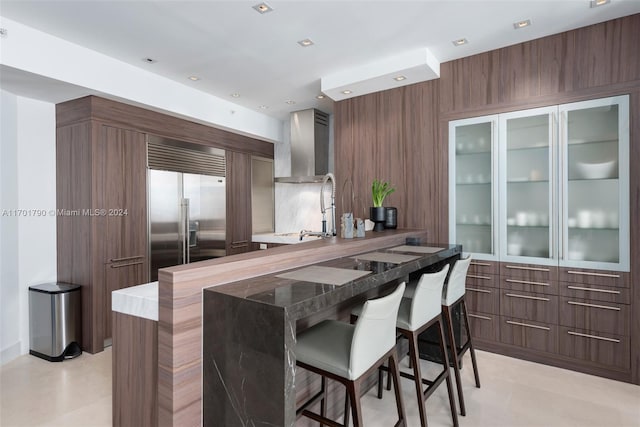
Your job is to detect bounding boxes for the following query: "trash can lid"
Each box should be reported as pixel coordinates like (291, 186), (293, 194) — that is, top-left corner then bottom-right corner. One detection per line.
(29, 282), (81, 294)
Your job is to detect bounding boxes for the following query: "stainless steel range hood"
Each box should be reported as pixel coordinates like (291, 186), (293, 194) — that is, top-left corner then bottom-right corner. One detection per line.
(275, 109), (330, 183)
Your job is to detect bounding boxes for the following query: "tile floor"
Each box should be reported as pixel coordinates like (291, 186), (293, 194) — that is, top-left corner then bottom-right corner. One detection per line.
(1, 348), (639, 426)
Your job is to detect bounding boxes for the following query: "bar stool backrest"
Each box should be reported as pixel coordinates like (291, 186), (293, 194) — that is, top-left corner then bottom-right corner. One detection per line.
(442, 256), (472, 306)
(409, 264), (450, 329)
(350, 282), (406, 379)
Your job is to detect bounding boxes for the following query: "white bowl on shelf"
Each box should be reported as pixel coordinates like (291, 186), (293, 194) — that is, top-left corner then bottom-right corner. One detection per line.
(575, 159), (617, 180)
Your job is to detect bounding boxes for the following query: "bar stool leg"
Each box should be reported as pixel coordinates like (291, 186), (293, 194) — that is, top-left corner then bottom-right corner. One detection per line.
(407, 331), (428, 427)
(388, 350), (407, 427)
(346, 380), (363, 427)
(438, 319), (459, 427)
(461, 300), (481, 388)
(344, 391), (350, 427)
(443, 304), (466, 416)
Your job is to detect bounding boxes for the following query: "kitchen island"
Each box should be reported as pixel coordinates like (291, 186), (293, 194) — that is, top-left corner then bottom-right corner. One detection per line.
(112, 229), (448, 426)
(202, 242), (461, 426)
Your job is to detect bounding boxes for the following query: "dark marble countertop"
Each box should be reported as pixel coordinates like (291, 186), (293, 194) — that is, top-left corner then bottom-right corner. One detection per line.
(206, 243), (461, 320)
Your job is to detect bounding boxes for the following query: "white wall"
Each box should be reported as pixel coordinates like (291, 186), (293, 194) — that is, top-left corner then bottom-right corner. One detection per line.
(1, 90), (20, 363)
(0, 91), (57, 365)
(0, 16), (282, 143)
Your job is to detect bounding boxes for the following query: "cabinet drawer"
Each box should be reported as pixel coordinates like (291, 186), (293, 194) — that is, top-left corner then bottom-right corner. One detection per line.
(468, 260), (499, 275)
(558, 326), (630, 370)
(500, 291), (558, 324)
(501, 276), (558, 296)
(501, 263), (557, 282)
(558, 268), (628, 288)
(467, 311), (499, 342)
(558, 296), (629, 335)
(500, 317), (558, 354)
(466, 273), (499, 289)
(466, 286), (499, 314)
(559, 283), (630, 305)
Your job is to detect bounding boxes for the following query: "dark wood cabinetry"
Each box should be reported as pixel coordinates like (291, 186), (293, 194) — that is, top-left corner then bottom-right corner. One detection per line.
(226, 151), (252, 255)
(57, 96), (273, 353)
(468, 261), (631, 379)
(465, 260), (501, 343)
(57, 119), (148, 353)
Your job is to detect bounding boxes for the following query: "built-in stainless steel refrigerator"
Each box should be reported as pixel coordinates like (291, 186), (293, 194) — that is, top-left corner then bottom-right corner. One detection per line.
(147, 136), (226, 281)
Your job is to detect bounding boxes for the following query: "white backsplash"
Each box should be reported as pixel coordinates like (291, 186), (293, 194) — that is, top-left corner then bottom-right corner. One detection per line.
(275, 183), (325, 233)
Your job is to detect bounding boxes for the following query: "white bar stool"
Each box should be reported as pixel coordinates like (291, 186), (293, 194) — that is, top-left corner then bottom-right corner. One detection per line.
(441, 256), (481, 416)
(354, 265), (459, 427)
(295, 283), (407, 427)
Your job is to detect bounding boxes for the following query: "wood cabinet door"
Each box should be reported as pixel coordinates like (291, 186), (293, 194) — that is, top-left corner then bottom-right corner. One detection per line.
(104, 260), (146, 339)
(98, 125), (148, 263)
(226, 151), (252, 254)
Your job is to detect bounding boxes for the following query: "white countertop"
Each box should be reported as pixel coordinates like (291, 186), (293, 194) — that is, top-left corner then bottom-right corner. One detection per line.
(252, 232), (322, 245)
(112, 281), (158, 321)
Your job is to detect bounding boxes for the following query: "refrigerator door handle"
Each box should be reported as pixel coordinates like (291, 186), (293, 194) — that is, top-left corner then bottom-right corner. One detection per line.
(181, 198), (190, 264)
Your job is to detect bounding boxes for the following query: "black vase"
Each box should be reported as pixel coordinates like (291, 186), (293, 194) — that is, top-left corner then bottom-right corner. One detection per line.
(370, 207), (386, 232)
(384, 207), (397, 229)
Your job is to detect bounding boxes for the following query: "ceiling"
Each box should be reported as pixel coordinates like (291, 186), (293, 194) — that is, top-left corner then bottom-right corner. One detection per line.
(2, 0), (640, 120)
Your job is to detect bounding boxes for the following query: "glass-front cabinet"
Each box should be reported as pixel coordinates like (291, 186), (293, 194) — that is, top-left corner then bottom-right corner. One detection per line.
(449, 116), (499, 260)
(560, 96), (629, 270)
(499, 106), (556, 263)
(449, 95), (629, 271)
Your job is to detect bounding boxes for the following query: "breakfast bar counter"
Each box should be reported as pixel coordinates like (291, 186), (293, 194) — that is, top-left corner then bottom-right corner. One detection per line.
(202, 242), (461, 426)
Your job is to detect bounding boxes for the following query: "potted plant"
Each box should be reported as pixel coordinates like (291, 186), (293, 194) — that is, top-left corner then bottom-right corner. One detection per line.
(370, 179), (395, 231)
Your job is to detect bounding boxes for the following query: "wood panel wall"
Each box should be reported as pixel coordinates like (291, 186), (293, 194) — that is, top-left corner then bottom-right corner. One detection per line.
(334, 13), (640, 384)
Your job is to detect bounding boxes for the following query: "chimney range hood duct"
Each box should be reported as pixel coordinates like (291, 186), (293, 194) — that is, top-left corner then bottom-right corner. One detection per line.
(275, 109), (330, 183)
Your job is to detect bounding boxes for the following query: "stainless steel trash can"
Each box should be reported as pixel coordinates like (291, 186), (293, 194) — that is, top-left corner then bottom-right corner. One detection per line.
(29, 282), (82, 362)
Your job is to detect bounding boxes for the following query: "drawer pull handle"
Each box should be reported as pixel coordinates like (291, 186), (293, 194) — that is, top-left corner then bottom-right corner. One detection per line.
(505, 293), (550, 302)
(110, 255), (144, 263)
(506, 278), (550, 287)
(567, 301), (620, 311)
(467, 288), (491, 294)
(110, 260), (144, 268)
(469, 314), (492, 321)
(567, 270), (620, 279)
(505, 265), (550, 272)
(567, 331), (620, 343)
(470, 262), (492, 267)
(567, 286), (620, 295)
(506, 320), (550, 331)
(468, 274), (491, 280)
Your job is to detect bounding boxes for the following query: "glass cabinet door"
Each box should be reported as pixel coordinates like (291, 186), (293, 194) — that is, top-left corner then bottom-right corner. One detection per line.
(559, 95), (629, 270)
(499, 106), (557, 263)
(449, 116), (498, 258)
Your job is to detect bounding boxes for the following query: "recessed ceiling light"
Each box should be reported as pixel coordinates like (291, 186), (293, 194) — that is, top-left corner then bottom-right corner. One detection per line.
(142, 57), (157, 64)
(188, 76), (200, 81)
(316, 94), (325, 100)
(341, 90), (352, 95)
(258, 105), (269, 109)
(513, 19), (531, 29)
(590, 0), (610, 7)
(297, 39), (314, 47)
(231, 93), (240, 98)
(452, 38), (468, 46)
(285, 100), (296, 105)
(252, 3), (273, 14)
(394, 75), (407, 82)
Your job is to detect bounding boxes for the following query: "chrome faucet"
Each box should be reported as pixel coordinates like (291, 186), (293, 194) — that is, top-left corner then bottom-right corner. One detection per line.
(299, 173), (337, 240)
(320, 173), (336, 237)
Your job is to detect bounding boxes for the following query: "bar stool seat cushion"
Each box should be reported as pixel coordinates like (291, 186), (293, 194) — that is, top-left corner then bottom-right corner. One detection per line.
(297, 320), (355, 379)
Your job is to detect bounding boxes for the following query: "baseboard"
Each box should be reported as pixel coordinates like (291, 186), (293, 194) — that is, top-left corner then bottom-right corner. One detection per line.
(1, 341), (22, 365)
